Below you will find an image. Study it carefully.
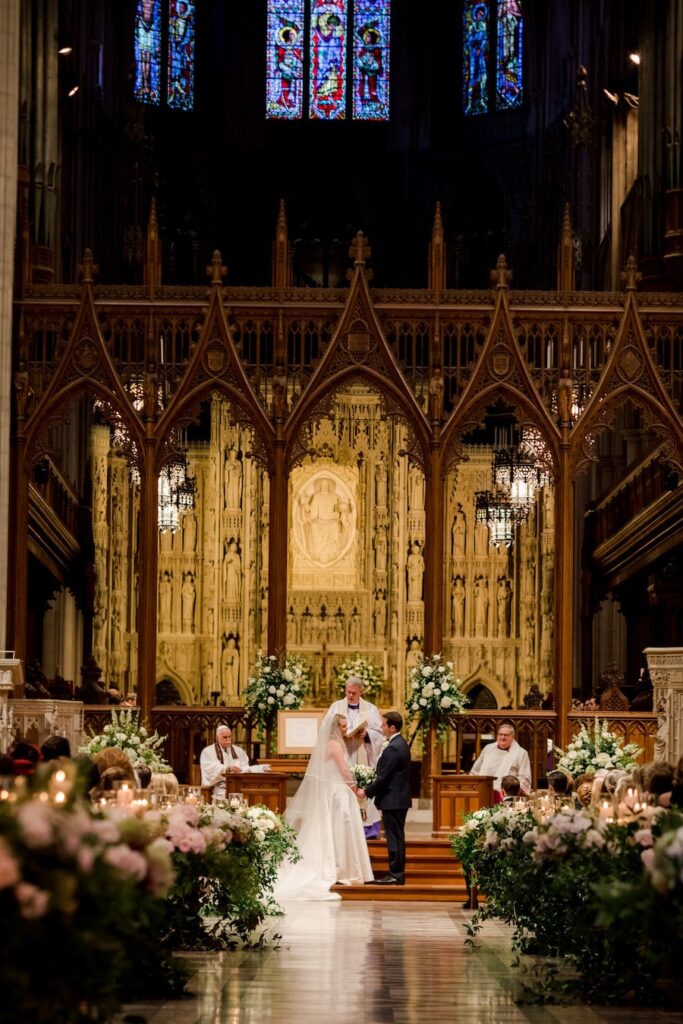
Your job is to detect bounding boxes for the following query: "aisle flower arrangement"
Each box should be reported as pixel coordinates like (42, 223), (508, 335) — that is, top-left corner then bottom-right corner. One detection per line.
(0, 787), (180, 1024)
(149, 798), (300, 949)
(244, 654), (312, 740)
(80, 707), (172, 773)
(553, 718), (641, 778)
(407, 653), (469, 740)
(451, 798), (680, 1003)
(333, 655), (383, 700)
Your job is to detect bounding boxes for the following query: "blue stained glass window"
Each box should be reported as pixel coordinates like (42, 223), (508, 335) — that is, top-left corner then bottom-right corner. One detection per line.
(463, 1), (489, 116)
(167, 0), (196, 110)
(134, 0), (162, 105)
(309, 0), (348, 121)
(352, 0), (390, 121)
(266, 0), (305, 119)
(496, 0), (523, 110)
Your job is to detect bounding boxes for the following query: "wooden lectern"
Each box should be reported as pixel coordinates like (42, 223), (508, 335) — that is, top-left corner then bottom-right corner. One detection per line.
(203, 772), (289, 814)
(431, 774), (496, 836)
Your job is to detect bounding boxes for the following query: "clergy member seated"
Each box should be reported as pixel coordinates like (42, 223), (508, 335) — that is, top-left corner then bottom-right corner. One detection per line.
(200, 724), (270, 803)
(470, 720), (532, 795)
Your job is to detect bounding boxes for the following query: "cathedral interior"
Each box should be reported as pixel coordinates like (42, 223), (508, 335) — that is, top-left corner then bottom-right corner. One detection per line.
(3, 0), (683, 764)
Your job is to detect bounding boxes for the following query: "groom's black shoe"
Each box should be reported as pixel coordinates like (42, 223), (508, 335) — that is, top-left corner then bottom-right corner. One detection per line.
(374, 874), (405, 885)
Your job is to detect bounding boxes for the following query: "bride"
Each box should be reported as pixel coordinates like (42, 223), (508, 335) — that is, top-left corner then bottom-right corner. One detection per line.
(274, 713), (374, 901)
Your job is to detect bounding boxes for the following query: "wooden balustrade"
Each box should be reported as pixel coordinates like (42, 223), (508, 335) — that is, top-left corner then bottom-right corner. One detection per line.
(83, 706), (657, 787)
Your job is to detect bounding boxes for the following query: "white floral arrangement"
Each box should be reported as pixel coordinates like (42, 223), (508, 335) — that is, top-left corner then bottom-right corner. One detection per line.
(553, 718), (641, 778)
(350, 764), (376, 788)
(244, 654), (312, 734)
(406, 653), (469, 737)
(79, 708), (172, 773)
(333, 655), (383, 700)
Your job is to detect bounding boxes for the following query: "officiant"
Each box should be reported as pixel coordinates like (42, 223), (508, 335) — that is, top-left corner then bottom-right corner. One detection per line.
(327, 677), (384, 836)
(470, 720), (532, 794)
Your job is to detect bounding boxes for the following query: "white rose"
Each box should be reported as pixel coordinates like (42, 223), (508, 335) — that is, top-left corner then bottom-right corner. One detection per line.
(422, 666), (433, 677)
(440, 696), (452, 709)
(258, 701), (266, 709)
(440, 681), (449, 692)
(283, 669), (294, 682)
(283, 693), (295, 705)
(267, 696), (275, 704)
(268, 686), (276, 694)
(419, 698), (427, 707)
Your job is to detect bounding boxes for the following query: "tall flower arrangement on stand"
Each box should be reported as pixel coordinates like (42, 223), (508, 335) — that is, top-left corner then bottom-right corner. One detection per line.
(332, 655), (383, 700)
(406, 653), (469, 742)
(553, 718), (641, 778)
(244, 654), (312, 742)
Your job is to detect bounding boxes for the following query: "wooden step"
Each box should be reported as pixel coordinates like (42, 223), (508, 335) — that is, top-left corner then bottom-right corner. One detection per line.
(333, 837), (467, 901)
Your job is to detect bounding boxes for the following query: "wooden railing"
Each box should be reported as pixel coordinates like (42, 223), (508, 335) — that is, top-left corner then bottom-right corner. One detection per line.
(83, 706), (657, 787)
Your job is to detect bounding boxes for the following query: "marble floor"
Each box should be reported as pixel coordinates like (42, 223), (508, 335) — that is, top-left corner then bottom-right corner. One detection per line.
(119, 903), (683, 1024)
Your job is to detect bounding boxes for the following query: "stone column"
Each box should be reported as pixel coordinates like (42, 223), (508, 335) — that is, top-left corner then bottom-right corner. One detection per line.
(644, 647), (683, 763)
(0, 0), (21, 647)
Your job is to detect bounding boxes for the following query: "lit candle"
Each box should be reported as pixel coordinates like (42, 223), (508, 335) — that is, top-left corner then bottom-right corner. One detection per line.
(116, 783), (133, 806)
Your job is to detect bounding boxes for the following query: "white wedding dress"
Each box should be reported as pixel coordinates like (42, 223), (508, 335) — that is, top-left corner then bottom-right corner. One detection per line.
(274, 716), (374, 901)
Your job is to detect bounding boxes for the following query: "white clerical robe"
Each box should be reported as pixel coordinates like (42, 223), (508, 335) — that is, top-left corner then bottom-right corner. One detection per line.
(200, 743), (263, 802)
(470, 739), (532, 793)
(326, 697), (384, 828)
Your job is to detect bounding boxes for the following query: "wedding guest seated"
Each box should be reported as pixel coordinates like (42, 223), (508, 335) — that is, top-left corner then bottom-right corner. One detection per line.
(500, 775), (521, 803)
(150, 772), (179, 797)
(41, 735), (71, 761)
(10, 740), (41, 776)
(137, 764), (152, 789)
(642, 760), (675, 806)
(547, 770), (573, 797)
(574, 774), (594, 808)
(0, 753), (15, 775)
(92, 746), (136, 784)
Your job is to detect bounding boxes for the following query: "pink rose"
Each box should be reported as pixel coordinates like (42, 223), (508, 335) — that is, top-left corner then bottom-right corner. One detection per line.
(15, 881), (49, 919)
(104, 843), (148, 881)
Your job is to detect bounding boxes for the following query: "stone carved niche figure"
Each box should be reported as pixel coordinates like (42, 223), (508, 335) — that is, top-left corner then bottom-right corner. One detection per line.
(301, 609), (313, 644)
(349, 608), (362, 646)
(474, 577), (489, 636)
(159, 527), (173, 554)
(159, 571), (172, 632)
(451, 576), (465, 636)
(497, 577), (511, 637)
(405, 638), (422, 682)
(111, 485), (124, 534)
(408, 465), (425, 511)
(224, 448), (242, 509)
(299, 476), (348, 564)
(374, 525), (387, 573)
(183, 510), (197, 553)
(222, 636), (240, 696)
(406, 541), (424, 602)
(452, 506), (466, 560)
(375, 457), (388, 507)
(181, 573), (196, 632)
(287, 606), (298, 645)
(654, 694), (669, 760)
(373, 590), (387, 637)
(475, 521), (489, 556)
(223, 540), (242, 603)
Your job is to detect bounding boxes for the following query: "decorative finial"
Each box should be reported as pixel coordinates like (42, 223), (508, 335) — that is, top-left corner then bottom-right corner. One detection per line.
(349, 230), (371, 266)
(490, 253), (512, 289)
(621, 255), (641, 291)
(207, 250), (228, 285)
(78, 249), (99, 284)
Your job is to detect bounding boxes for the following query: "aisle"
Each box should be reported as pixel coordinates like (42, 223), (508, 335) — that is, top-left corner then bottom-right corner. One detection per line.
(119, 903), (682, 1024)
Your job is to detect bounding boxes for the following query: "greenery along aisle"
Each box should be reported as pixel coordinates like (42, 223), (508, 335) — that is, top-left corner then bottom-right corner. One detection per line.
(452, 801), (683, 1003)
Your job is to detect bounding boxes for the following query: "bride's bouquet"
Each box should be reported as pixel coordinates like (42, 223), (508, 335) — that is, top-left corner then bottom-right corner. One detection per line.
(350, 764), (376, 788)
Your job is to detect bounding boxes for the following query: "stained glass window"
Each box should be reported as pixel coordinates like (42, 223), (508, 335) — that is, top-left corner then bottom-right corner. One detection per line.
(309, 0), (348, 121)
(266, 0), (305, 119)
(496, 0), (523, 110)
(463, 2), (489, 115)
(167, 0), (196, 110)
(134, 0), (162, 105)
(352, 0), (390, 121)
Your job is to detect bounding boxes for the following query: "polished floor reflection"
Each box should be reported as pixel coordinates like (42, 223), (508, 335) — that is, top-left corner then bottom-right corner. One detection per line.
(119, 903), (683, 1024)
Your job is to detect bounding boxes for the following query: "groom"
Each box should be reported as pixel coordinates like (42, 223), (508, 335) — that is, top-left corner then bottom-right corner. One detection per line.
(357, 711), (411, 885)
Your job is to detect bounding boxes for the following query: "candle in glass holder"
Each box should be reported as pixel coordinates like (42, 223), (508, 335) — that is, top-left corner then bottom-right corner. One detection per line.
(116, 783), (133, 807)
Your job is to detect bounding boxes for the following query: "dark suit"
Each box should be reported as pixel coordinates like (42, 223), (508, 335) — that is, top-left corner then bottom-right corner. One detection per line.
(364, 733), (411, 880)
